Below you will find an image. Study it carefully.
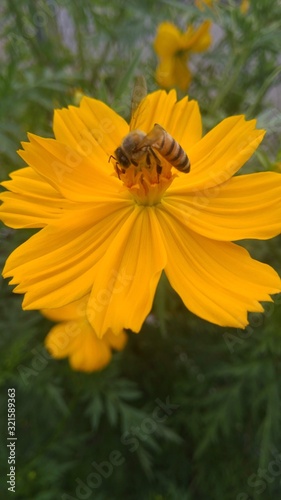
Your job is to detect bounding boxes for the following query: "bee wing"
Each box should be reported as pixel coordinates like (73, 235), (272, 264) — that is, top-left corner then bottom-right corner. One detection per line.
(130, 75), (147, 131)
(134, 123), (164, 150)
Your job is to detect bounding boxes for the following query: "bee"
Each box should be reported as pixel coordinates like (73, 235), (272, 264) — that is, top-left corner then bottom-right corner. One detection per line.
(110, 75), (190, 177)
(114, 123), (190, 175)
(114, 130), (147, 169)
(136, 124), (190, 174)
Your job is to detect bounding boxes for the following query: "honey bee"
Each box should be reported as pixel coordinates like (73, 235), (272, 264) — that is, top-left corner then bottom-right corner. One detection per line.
(114, 130), (147, 169)
(114, 123), (190, 175)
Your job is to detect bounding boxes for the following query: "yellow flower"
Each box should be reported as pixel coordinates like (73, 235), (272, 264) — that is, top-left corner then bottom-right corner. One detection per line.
(195, 0), (217, 10)
(240, 0), (250, 14)
(1, 90), (281, 336)
(154, 21), (211, 91)
(42, 296), (127, 372)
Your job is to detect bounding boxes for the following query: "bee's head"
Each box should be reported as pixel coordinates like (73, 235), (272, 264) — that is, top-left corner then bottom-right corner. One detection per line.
(114, 147), (130, 168)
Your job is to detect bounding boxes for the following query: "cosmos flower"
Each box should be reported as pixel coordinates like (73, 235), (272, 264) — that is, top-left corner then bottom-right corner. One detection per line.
(240, 0), (250, 14)
(1, 90), (281, 337)
(195, 0), (217, 10)
(154, 21), (211, 91)
(42, 296), (127, 372)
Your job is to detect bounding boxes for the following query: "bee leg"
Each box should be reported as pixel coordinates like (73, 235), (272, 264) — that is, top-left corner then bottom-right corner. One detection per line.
(114, 163), (124, 179)
(156, 164), (162, 182)
(149, 148), (162, 182)
(146, 152), (151, 167)
(109, 154), (122, 179)
(115, 166), (121, 179)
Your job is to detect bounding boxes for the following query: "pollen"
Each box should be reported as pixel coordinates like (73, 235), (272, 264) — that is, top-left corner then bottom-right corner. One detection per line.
(111, 154), (177, 206)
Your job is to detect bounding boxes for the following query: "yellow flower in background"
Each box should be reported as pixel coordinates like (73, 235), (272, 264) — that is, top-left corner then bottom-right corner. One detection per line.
(154, 21), (212, 91)
(1, 90), (281, 337)
(42, 297), (127, 372)
(195, 0), (217, 10)
(240, 0), (250, 14)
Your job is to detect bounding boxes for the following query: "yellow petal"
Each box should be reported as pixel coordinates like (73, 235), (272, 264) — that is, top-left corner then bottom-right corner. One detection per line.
(18, 134), (120, 203)
(45, 322), (78, 358)
(155, 58), (178, 89)
(45, 320), (112, 372)
(182, 21), (212, 52)
(43, 295), (127, 371)
(2, 167), (57, 197)
(155, 56), (192, 91)
(240, 0), (250, 14)
(130, 89), (176, 132)
(170, 115), (265, 191)
(53, 96), (129, 161)
(87, 206), (167, 337)
(3, 203), (134, 309)
(163, 172), (281, 241)
(0, 192), (56, 228)
(154, 22), (182, 58)
(103, 329), (128, 351)
(77, 96), (129, 156)
(131, 90), (202, 151)
(0, 167), (73, 228)
(157, 209), (281, 328)
(69, 327), (112, 372)
(41, 296), (87, 322)
(173, 57), (192, 91)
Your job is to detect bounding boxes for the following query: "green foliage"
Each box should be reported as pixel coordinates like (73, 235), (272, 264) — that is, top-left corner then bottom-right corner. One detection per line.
(1, 1), (281, 499)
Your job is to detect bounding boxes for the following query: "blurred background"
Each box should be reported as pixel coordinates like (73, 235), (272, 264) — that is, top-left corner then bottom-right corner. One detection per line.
(1, 1), (281, 499)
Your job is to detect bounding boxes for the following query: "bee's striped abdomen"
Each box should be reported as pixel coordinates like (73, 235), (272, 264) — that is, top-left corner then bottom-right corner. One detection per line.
(156, 130), (190, 173)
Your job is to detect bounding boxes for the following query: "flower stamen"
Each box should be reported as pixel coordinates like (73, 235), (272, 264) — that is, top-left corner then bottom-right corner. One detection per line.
(111, 150), (177, 206)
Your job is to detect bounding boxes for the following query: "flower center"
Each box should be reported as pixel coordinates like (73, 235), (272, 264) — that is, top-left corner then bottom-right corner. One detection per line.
(111, 148), (177, 206)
